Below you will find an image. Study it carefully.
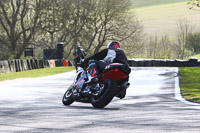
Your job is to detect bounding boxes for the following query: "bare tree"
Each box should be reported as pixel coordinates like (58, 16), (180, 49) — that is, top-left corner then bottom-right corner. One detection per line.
(144, 35), (178, 59)
(187, 0), (200, 10)
(0, 0), (144, 60)
(74, 0), (144, 56)
(35, 0), (90, 58)
(36, 0), (143, 59)
(176, 19), (194, 59)
(0, 0), (47, 59)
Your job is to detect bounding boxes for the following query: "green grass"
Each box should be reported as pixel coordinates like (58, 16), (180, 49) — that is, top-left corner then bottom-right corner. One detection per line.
(130, 0), (187, 8)
(0, 67), (75, 81)
(190, 54), (200, 60)
(179, 67), (200, 103)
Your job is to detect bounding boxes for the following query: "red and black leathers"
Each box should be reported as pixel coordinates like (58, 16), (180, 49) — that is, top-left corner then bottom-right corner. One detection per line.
(84, 48), (129, 77)
(84, 48), (129, 66)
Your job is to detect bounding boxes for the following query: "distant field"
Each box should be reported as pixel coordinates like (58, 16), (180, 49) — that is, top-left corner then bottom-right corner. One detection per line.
(130, 0), (187, 8)
(130, 2), (200, 38)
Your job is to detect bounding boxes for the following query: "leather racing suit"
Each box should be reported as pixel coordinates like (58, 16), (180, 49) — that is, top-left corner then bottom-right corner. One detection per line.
(84, 47), (129, 77)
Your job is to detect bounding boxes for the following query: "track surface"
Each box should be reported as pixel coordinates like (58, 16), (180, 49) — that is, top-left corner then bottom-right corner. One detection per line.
(0, 67), (200, 133)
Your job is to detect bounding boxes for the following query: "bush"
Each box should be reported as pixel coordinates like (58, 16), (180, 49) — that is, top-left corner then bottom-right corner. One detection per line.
(186, 32), (200, 53)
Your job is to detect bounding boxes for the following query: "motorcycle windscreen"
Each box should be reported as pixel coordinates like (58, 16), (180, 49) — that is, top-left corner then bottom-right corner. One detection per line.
(100, 68), (127, 81)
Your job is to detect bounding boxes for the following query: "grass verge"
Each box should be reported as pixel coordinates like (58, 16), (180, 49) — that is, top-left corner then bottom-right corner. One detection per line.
(190, 54), (200, 60)
(130, 0), (187, 9)
(0, 66), (75, 81)
(179, 67), (200, 103)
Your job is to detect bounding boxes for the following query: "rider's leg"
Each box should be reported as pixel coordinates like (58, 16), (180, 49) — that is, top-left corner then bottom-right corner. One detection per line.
(88, 60), (99, 77)
(116, 90), (126, 99)
(88, 60), (109, 76)
(96, 61), (109, 73)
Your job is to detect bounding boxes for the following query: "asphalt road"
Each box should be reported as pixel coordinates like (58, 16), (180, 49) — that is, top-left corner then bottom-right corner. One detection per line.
(0, 67), (200, 133)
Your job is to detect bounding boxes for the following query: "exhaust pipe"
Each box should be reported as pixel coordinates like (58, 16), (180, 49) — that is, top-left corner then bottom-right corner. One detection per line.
(116, 82), (130, 99)
(121, 81), (130, 90)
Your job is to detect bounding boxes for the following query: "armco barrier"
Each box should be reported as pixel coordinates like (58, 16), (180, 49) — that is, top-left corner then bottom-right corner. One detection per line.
(0, 59), (72, 74)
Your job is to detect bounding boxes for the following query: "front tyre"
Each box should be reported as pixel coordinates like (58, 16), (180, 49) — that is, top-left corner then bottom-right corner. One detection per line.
(91, 79), (117, 108)
(62, 85), (74, 106)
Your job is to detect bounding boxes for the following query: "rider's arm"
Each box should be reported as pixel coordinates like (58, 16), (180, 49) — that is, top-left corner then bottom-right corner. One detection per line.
(84, 49), (108, 65)
(114, 49), (129, 66)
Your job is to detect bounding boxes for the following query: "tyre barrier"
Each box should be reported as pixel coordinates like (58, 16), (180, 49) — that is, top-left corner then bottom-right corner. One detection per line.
(0, 59), (73, 74)
(128, 58), (200, 67)
(1, 58), (198, 74)
(63, 60), (69, 66)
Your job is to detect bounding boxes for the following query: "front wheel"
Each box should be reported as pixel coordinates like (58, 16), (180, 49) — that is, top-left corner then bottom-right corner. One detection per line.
(91, 79), (117, 108)
(62, 85), (74, 106)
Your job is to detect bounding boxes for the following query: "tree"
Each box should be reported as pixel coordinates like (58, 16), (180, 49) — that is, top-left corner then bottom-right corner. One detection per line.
(81, 0), (143, 54)
(176, 19), (194, 59)
(0, 0), (47, 59)
(187, 0), (200, 10)
(69, 0), (143, 57)
(145, 35), (176, 59)
(35, 0), (90, 58)
(35, 0), (143, 59)
(0, 0), (144, 60)
(186, 32), (200, 53)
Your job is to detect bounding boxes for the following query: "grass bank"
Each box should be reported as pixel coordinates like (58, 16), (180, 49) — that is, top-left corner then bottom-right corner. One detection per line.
(130, 0), (187, 8)
(190, 54), (200, 60)
(0, 67), (75, 81)
(179, 67), (200, 103)
(130, 2), (200, 38)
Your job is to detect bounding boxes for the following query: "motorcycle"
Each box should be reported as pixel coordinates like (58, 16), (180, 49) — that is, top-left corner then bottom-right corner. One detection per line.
(62, 46), (131, 108)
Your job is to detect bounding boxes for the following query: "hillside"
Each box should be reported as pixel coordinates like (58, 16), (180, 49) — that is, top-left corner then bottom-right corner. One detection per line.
(130, 0), (188, 8)
(130, 2), (200, 38)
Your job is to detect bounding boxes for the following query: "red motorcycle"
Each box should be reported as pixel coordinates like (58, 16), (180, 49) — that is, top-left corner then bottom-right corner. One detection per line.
(62, 46), (131, 108)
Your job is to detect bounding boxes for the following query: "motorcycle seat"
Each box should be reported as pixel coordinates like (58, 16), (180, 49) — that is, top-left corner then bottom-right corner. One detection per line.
(104, 63), (131, 75)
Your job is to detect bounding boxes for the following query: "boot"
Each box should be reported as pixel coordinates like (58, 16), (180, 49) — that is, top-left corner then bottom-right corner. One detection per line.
(88, 60), (99, 83)
(116, 90), (126, 99)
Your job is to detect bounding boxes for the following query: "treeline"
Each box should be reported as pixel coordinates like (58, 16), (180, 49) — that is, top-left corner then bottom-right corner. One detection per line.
(133, 18), (200, 60)
(1, 0), (200, 61)
(0, 0), (143, 60)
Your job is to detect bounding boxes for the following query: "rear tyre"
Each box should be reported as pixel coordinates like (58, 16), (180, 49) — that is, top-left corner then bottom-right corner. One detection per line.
(62, 85), (74, 106)
(91, 79), (117, 108)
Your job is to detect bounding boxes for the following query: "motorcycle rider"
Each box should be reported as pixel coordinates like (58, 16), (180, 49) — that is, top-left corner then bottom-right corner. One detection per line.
(83, 41), (129, 99)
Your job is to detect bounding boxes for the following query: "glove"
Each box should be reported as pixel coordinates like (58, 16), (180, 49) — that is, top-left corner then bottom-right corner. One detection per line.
(73, 56), (80, 63)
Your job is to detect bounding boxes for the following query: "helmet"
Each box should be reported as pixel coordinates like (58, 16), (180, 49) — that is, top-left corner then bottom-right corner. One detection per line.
(107, 42), (120, 48)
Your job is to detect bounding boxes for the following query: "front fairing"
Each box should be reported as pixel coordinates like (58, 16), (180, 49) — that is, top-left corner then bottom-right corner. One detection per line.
(73, 66), (87, 90)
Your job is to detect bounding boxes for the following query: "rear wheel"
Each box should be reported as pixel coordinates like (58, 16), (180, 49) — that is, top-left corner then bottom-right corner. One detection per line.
(91, 79), (117, 108)
(62, 85), (74, 106)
